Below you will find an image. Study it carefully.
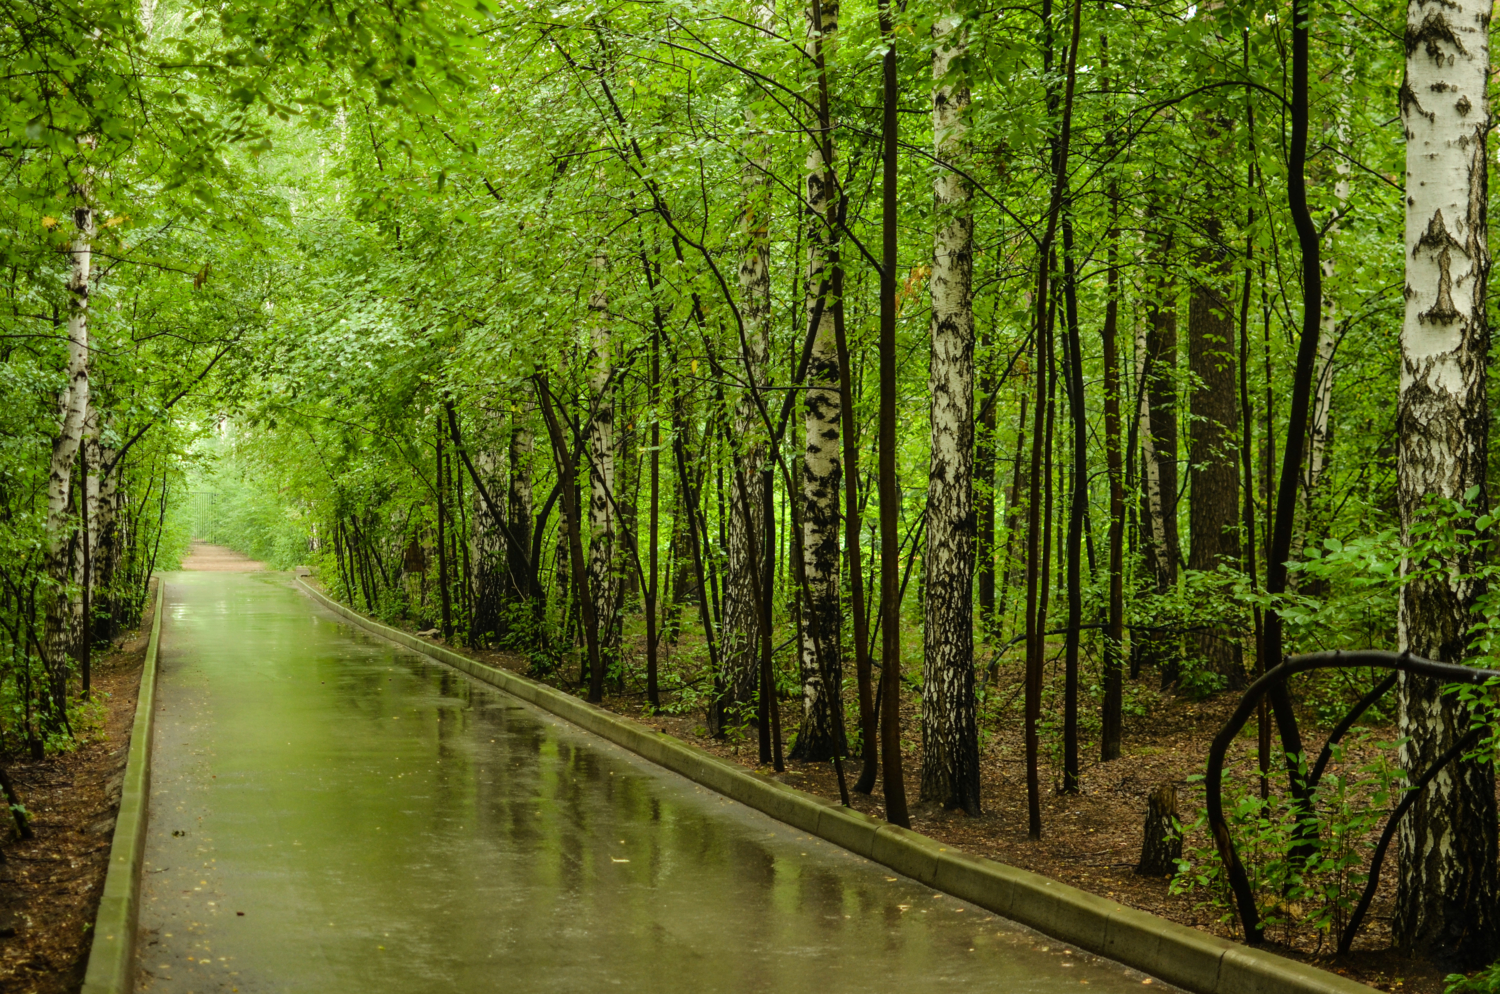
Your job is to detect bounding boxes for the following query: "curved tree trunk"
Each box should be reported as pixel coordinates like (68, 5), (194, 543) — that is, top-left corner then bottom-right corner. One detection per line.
(919, 12), (980, 815)
(1294, 93), (1351, 573)
(1395, 0), (1498, 962)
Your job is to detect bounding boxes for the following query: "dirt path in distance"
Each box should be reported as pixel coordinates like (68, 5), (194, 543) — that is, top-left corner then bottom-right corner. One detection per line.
(180, 543), (265, 572)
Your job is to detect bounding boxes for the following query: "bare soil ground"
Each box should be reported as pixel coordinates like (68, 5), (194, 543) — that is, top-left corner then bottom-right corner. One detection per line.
(0, 585), (155, 994)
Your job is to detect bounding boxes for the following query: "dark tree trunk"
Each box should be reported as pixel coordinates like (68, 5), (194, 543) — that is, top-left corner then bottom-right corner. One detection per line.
(1187, 229), (1243, 688)
(535, 376), (606, 703)
(976, 326), (997, 633)
(435, 412), (453, 641)
(1060, 216), (1085, 794)
(876, 0), (910, 828)
(1136, 784), (1182, 878)
(1139, 219), (1180, 686)
(833, 269), (878, 791)
(1100, 101), (1125, 761)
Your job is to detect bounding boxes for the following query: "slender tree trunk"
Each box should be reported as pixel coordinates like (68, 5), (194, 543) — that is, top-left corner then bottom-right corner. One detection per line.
(44, 193), (94, 693)
(1025, 0), (1081, 840)
(91, 430), (120, 641)
(470, 410), (506, 643)
(671, 385), (727, 722)
(509, 411), (535, 606)
(436, 413), (454, 640)
(1395, 0), (1498, 960)
(876, 0), (909, 828)
(995, 392), (1028, 638)
(724, 10), (774, 725)
(1099, 66), (1125, 760)
(976, 326), (997, 633)
(646, 304), (663, 710)
(1060, 216), (1085, 793)
(586, 251), (619, 682)
(77, 409), (92, 696)
(833, 270), (878, 787)
(507, 407), (537, 641)
(920, 13), (980, 815)
(794, 0), (846, 764)
(536, 375), (607, 703)
(1295, 87), (1351, 571)
(1139, 212), (1180, 686)
(1025, 265), (1053, 841)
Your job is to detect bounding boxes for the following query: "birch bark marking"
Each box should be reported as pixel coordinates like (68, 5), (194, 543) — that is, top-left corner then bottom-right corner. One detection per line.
(919, 11), (980, 814)
(1395, 0), (1498, 961)
(723, 0), (775, 725)
(44, 193), (94, 683)
(796, 0), (845, 762)
(471, 438), (500, 638)
(585, 249), (620, 677)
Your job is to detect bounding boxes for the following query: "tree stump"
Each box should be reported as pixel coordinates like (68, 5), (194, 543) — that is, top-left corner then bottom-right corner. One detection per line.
(1136, 783), (1182, 877)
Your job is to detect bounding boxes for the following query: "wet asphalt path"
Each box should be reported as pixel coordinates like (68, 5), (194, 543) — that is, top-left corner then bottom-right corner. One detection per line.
(135, 571), (1171, 993)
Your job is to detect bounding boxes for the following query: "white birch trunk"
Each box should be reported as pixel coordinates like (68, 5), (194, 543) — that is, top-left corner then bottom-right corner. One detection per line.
(586, 250), (619, 663)
(722, 0), (776, 722)
(43, 198), (94, 680)
(1137, 324), (1163, 564)
(919, 13), (980, 814)
(794, 0), (845, 761)
(470, 407), (507, 641)
(1395, 0), (1498, 959)
(76, 402), (106, 643)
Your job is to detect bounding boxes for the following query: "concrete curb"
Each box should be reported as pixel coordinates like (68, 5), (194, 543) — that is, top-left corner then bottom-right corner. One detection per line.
(81, 578), (165, 994)
(294, 576), (1371, 994)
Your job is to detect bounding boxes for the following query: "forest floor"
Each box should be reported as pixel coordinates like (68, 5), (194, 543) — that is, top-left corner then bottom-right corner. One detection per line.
(0, 582), (156, 994)
(380, 617), (1454, 994)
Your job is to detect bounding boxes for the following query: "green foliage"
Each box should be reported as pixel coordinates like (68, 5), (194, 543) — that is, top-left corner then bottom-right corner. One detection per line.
(1447, 963), (1500, 994)
(1172, 735), (1406, 947)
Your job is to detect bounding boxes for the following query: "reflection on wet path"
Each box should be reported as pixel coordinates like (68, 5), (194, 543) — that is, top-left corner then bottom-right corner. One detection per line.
(137, 572), (1168, 993)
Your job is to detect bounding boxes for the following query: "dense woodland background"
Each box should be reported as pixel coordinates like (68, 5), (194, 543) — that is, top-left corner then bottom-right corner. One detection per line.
(7, 0), (1500, 978)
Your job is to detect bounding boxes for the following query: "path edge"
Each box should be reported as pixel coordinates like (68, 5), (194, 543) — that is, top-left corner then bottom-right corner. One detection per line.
(81, 578), (165, 994)
(294, 575), (1370, 994)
